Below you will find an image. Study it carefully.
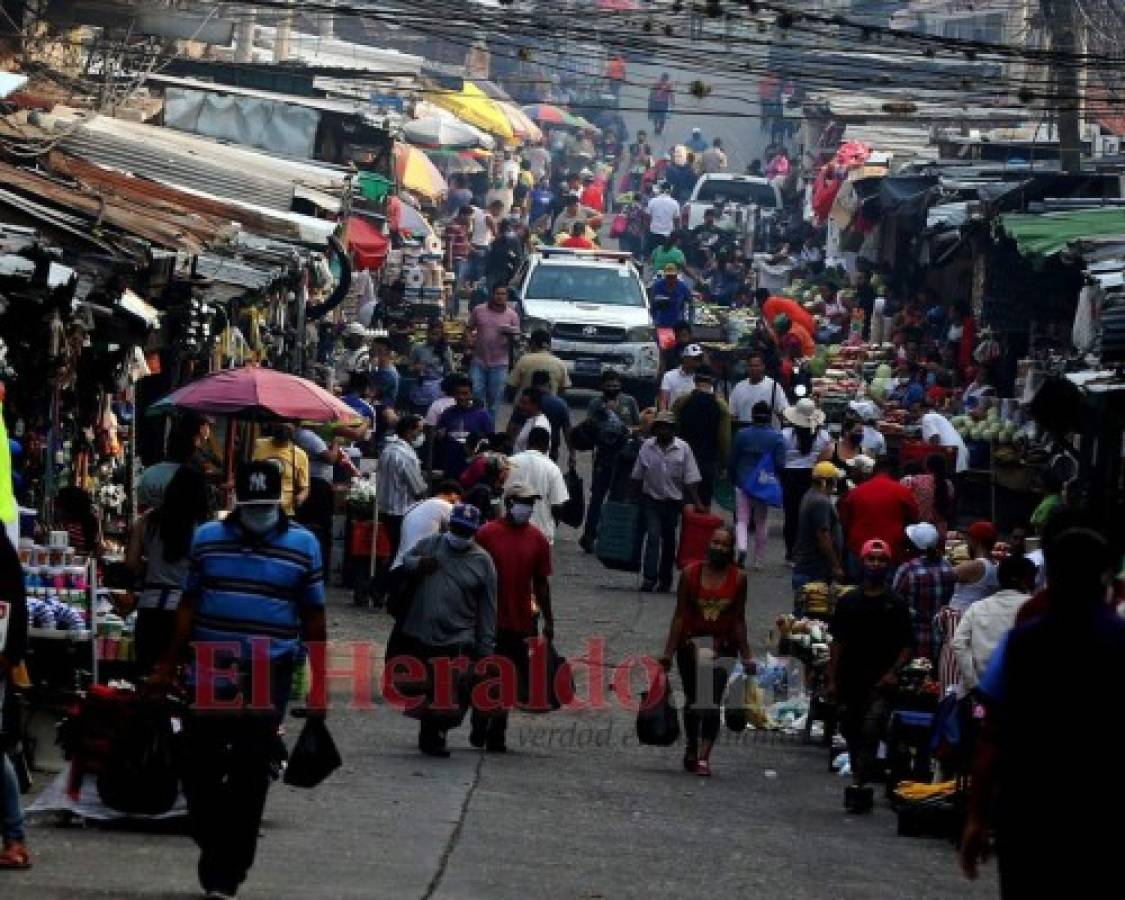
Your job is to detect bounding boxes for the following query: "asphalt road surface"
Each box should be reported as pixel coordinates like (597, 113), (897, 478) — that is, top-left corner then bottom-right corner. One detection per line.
(14, 441), (997, 899)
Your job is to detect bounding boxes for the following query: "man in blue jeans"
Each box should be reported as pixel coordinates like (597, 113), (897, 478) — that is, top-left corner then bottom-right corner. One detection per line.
(631, 411), (704, 592)
(468, 284), (520, 422)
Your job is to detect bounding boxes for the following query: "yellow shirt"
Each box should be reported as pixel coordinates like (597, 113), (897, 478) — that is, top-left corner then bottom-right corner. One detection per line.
(506, 350), (572, 395)
(252, 438), (310, 514)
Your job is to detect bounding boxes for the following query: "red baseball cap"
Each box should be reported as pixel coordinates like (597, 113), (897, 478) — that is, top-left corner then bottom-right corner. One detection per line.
(968, 521), (998, 545)
(861, 538), (891, 559)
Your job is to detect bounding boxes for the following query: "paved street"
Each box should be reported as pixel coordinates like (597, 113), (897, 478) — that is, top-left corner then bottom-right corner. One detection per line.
(617, 33), (768, 174)
(11, 447), (996, 899)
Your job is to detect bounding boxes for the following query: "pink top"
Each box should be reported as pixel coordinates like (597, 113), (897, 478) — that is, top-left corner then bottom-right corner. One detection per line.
(470, 303), (521, 367)
(766, 155), (790, 179)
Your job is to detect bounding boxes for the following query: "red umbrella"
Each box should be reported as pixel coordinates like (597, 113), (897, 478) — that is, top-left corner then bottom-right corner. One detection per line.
(159, 367), (360, 423)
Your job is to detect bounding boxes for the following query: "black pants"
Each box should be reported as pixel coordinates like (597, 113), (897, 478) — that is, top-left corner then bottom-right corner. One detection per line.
(582, 462), (616, 545)
(182, 712), (281, 895)
(297, 477), (335, 579)
(134, 608), (178, 677)
(642, 496), (682, 586)
(388, 630), (475, 747)
(781, 467), (813, 559)
(675, 642), (732, 751)
(374, 514), (404, 598)
(695, 459), (717, 509)
(838, 688), (891, 786)
(470, 630), (532, 743)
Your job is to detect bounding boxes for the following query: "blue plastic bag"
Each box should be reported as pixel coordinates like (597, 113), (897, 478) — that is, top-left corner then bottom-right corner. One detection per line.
(740, 452), (784, 508)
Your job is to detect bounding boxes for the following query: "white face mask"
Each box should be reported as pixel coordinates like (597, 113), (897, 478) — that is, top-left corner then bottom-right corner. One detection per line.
(411, 433), (426, 449)
(445, 533), (472, 552)
(509, 502), (535, 525)
(240, 504), (280, 535)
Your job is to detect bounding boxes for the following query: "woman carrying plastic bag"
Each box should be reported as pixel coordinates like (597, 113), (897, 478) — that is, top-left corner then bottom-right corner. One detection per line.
(656, 526), (753, 776)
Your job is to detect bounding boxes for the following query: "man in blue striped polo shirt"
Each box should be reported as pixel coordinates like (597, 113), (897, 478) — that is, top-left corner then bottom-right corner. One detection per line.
(152, 459), (326, 899)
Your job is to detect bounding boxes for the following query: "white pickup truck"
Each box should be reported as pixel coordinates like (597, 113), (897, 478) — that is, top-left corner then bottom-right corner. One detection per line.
(683, 173), (783, 233)
(509, 248), (660, 406)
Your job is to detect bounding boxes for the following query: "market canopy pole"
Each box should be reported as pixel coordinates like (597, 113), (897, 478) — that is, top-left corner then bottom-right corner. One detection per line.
(1044, 0), (1082, 174)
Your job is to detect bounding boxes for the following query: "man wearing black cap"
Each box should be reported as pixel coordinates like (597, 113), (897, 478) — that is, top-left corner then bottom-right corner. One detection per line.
(151, 461), (327, 899)
(671, 366), (731, 509)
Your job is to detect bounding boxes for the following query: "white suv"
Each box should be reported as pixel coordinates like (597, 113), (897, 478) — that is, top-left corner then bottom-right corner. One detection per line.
(509, 248), (660, 405)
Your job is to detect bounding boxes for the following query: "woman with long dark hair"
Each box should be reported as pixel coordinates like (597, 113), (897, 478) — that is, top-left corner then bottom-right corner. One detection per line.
(126, 465), (210, 673)
(780, 399), (833, 562)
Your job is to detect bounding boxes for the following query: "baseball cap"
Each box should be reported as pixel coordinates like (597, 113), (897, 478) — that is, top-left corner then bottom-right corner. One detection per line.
(504, 478), (541, 501)
(846, 454), (875, 476)
(653, 410), (676, 425)
(449, 503), (483, 533)
(662, 262), (680, 276)
(861, 538), (892, 559)
(812, 461), (841, 481)
(906, 522), (941, 552)
(968, 521), (998, 545)
(682, 343), (704, 358)
(235, 460), (283, 506)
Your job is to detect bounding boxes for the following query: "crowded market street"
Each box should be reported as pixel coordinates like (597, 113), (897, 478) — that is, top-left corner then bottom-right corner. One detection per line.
(8, 451), (997, 898)
(1, 3), (1124, 899)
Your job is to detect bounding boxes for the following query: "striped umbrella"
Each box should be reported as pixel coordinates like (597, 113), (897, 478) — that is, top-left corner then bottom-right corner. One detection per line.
(521, 103), (582, 129)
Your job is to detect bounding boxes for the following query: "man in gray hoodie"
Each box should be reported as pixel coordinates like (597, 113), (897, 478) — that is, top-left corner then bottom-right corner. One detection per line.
(396, 503), (497, 757)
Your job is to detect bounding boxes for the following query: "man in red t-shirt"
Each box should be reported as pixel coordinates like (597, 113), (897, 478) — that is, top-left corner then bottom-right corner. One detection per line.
(838, 459), (920, 573)
(560, 221), (595, 250)
(470, 479), (554, 751)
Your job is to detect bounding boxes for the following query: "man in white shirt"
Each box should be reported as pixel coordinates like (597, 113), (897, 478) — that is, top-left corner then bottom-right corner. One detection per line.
(729, 351), (787, 427)
(658, 343), (704, 410)
(508, 387), (552, 453)
(847, 400), (887, 458)
(950, 555), (1036, 693)
(921, 409), (969, 473)
(334, 322), (371, 386)
(645, 183), (681, 257)
(390, 480), (465, 570)
(508, 427), (569, 544)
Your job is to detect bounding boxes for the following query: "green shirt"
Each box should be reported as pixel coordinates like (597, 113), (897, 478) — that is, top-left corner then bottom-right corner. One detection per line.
(1030, 493), (1061, 533)
(651, 245), (686, 273)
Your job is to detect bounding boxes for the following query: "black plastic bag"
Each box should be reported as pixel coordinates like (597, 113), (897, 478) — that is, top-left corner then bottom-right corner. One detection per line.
(96, 706), (180, 815)
(636, 670), (681, 747)
(283, 718), (342, 789)
(557, 467), (585, 529)
(519, 640), (574, 714)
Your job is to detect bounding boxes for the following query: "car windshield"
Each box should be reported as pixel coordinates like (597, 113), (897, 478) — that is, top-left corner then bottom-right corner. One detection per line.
(526, 264), (646, 306)
(693, 179), (778, 207)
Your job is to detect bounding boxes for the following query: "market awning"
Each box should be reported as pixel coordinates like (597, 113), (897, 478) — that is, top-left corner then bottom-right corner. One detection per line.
(425, 82), (514, 143)
(1000, 208), (1125, 258)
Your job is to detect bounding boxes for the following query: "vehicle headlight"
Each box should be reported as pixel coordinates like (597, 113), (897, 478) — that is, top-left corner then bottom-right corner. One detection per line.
(626, 325), (655, 343)
(522, 316), (551, 336)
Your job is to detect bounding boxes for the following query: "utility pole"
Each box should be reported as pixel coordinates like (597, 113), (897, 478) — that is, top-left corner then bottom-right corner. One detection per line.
(1043, 0), (1082, 173)
(235, 5), (256, 63)
(274, 0), (294, 63)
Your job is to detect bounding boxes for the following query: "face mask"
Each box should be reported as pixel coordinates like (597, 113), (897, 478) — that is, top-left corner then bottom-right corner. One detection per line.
(509, 502), (534, 525)
(445, 533), (472, 552)
(241, 505), (280, 536)
(708, 548), (733, 568)
(849, 430), (864, 445)
(862, 565), (886, 584)
(411, 433), (426, 449)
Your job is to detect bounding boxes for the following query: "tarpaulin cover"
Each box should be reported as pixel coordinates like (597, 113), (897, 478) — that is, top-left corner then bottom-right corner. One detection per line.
(164, 87), (320, 158)
(1000, 208), (1125, 258)
(347, 215), (389, 271)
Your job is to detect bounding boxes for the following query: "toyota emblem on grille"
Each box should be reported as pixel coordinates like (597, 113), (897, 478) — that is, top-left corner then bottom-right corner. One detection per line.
(582, 325), (598, 336)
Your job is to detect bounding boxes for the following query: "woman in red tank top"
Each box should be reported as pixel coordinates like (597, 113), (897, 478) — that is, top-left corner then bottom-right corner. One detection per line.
(659, 526), (752, 776)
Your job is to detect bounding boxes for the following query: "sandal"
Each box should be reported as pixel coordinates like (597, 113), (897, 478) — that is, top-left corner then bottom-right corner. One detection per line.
(0, 842), (32, 869)
(695, 759), (712, 777)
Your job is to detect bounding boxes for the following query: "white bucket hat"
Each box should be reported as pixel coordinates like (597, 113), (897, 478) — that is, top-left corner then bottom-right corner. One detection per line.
(783, 398), (825, 429)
